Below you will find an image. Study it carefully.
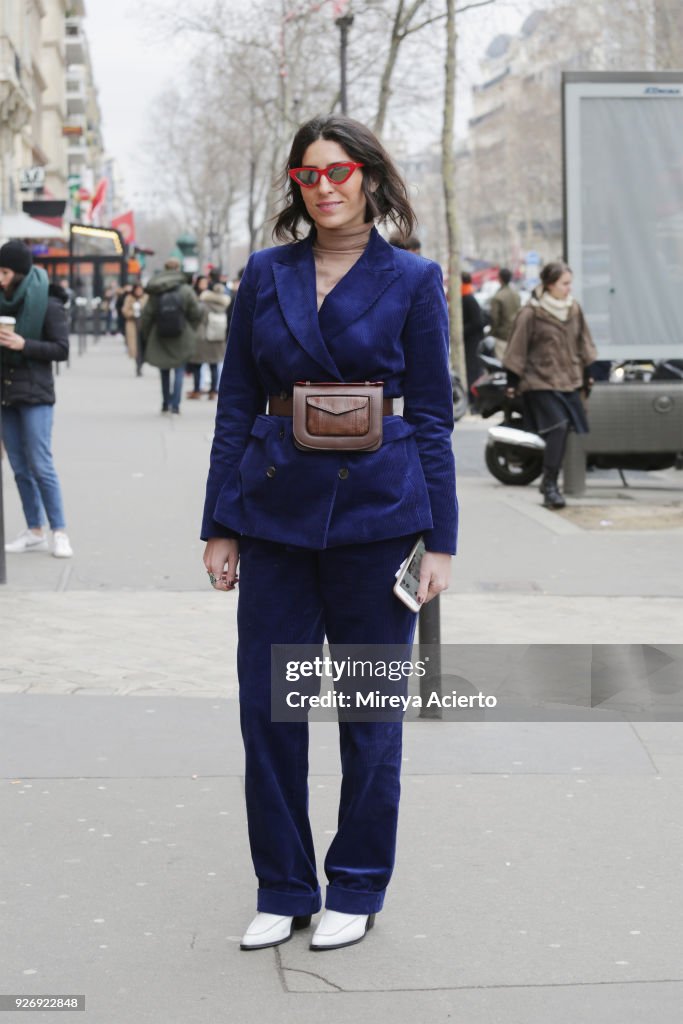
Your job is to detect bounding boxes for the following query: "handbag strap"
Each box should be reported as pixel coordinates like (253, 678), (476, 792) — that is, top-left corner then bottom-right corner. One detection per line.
(268, 394), (394, 416)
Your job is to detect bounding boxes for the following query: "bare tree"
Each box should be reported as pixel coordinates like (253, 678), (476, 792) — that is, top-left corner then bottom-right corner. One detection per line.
(372, 0), (441, 136)
(142, 0), (498, 287)
(441, 0), (462, 374)
(440, 0), (497, 374)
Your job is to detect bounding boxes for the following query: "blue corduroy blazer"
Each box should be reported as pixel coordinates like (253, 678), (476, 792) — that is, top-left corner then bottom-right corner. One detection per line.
(201, 227), (458, 553)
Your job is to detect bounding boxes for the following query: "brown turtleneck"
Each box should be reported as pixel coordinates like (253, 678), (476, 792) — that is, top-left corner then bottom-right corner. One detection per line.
(312, 222), (373, 311)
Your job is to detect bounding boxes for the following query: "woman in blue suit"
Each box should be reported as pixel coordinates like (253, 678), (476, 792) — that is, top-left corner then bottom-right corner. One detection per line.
(202, 116), (457, 951)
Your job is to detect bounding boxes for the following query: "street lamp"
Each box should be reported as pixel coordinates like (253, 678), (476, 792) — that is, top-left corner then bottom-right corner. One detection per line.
(207, 218), (221, 270)
(333, 1), (354, 114)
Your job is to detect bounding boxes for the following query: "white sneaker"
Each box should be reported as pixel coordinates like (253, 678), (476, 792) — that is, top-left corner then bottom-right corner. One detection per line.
(5, 529), (48, 554)
(310, 910), (375, 951)
(52, 531), (73, 558)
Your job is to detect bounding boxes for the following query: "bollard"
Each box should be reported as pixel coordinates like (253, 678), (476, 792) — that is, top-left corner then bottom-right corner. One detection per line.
(74, 298), (88, 356)
(418, 595), (442, 719)
(563, 431), (586, 496)
(92, 300), (102, 343)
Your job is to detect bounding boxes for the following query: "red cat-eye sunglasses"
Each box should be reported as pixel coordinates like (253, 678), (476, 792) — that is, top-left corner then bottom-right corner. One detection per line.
(288, 162), (364, 188)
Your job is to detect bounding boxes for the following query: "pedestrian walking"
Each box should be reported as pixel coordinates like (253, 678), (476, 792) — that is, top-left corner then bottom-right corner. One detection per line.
(503, 260), (597, 509)
(208, 267), (227, 293)
(490, 267), (521, 361)
(0, 240), (73, 558)
(115, 284), (131, 337)
(196, 284), (229, 400)
(225, 267), (244, 335)
(461, 271), (486, 404)
(389, 232), (422, 255)
(140, 258), (202, 414)
(202, 115), (457, 952)
(103, 284), (117, 334)
(186, 275), (210, 399)
(122, 283), (147, 375)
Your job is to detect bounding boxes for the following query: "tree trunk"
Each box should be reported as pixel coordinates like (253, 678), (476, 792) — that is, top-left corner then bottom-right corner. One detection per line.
(373, 1), (405, 137)
(247, 154), (258, 255)
(441, 0), (464, 380)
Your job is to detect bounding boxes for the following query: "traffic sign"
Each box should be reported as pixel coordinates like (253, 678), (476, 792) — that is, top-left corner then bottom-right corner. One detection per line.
(20, 167), (45, 192)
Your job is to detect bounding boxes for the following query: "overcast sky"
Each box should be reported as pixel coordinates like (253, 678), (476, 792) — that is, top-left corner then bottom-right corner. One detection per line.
(85, 1), (188, 206)
(85, 0), (537, 210)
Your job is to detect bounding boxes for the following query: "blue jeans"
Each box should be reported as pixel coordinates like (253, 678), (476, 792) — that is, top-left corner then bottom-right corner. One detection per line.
(160, 367), (184, 411)
(1, 403), (67, 530)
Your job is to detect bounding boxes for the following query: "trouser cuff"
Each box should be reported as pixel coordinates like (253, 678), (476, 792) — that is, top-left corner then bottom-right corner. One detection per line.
(325, 885), (386, 914)
(257, 886), (322, 917)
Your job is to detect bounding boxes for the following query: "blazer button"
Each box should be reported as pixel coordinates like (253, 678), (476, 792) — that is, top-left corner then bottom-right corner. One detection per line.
(266, 465), (277, 478)
(338, 467), (349, 480)
(279, 390), (288, 400)
(279, 427), (285, 440)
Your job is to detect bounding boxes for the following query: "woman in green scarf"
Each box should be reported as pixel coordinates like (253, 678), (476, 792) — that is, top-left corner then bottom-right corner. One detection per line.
(0, 239), (73, 558)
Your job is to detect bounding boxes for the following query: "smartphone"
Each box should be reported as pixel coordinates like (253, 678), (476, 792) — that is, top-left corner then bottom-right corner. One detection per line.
(393, 536), (426, 612)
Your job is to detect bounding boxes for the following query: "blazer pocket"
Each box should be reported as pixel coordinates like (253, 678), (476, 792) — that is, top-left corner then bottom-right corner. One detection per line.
(238, 415), (337, 525)
(341, 418), (430, 513)
(247, 414), (272, 440)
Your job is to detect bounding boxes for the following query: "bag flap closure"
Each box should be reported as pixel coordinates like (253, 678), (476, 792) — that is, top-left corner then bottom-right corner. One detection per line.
(306, 396), (369, 416)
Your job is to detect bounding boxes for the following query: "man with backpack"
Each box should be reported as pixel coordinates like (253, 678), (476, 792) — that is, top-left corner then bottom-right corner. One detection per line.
(141, 258), (202, 414)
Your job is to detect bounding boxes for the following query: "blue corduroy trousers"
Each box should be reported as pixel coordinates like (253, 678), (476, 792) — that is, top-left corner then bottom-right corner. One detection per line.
(236, 533), (419, 916)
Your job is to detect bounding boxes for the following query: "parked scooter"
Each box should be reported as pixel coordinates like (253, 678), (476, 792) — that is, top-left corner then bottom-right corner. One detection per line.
(472, 346), (683, 486)
(451, 369), (468, 422)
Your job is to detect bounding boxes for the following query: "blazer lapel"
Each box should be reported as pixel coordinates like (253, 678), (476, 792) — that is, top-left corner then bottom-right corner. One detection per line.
(272, 239), (342, 380)
(317, 227), (403, 342)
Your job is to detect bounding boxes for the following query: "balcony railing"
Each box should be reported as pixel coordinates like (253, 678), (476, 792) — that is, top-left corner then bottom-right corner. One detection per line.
(66, 73), (86, 114)
(65, 18), (85, 64)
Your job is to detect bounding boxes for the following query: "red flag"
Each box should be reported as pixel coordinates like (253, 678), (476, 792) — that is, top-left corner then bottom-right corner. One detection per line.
(91, 178), (108, 212)
(111, 210), (136, 245)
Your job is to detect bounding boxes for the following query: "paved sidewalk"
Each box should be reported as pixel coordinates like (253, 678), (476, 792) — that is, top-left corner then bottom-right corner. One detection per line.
(2, 336), (683, 1023)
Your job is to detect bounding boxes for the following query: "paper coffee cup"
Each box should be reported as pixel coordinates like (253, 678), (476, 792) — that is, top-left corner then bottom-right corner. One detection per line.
(0, 316), (16, 327)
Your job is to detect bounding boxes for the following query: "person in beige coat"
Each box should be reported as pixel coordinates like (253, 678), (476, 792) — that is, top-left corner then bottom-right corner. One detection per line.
(122, 283), (147, 376)
(490, 267), (521, 360)
(187, 284), (230, 400)
(503, 260), (597, 509)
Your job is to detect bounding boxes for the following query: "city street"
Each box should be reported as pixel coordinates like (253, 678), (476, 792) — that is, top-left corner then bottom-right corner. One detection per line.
(2, 334), (683, 1024)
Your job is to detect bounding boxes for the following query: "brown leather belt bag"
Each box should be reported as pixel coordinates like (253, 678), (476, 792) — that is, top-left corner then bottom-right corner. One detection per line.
(272, 381), (387, 452)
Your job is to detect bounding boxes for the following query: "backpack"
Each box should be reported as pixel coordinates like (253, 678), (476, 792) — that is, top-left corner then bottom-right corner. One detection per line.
(157, 288), (186, 338)
(206, 308), (228, 342)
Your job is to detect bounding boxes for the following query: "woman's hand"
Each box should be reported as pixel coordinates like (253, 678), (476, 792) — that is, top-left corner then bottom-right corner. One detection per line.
(203, 537), (240, 592)
(0, 329), (25, 351)
(416, 552), (452, 606)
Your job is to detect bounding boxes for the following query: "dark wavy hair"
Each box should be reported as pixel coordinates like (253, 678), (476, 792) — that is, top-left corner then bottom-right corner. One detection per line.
(540, 260), (572, 291)
(273, 115), (416, 243)
(0, 272), (25, 300)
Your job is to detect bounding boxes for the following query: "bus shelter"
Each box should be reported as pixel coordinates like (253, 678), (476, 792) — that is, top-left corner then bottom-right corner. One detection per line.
(33, 224), (128, 299)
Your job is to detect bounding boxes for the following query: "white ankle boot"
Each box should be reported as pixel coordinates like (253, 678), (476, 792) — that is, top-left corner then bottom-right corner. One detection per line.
(240, 912), (312, 951)
(310, 910), (375, 951)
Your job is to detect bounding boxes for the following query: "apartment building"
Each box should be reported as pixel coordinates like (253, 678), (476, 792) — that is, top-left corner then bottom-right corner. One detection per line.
(0, 0), (105, 226)
(0, 0), (45, 217)
(63, 0), (104, 208)
(460, 0), (683, 268)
